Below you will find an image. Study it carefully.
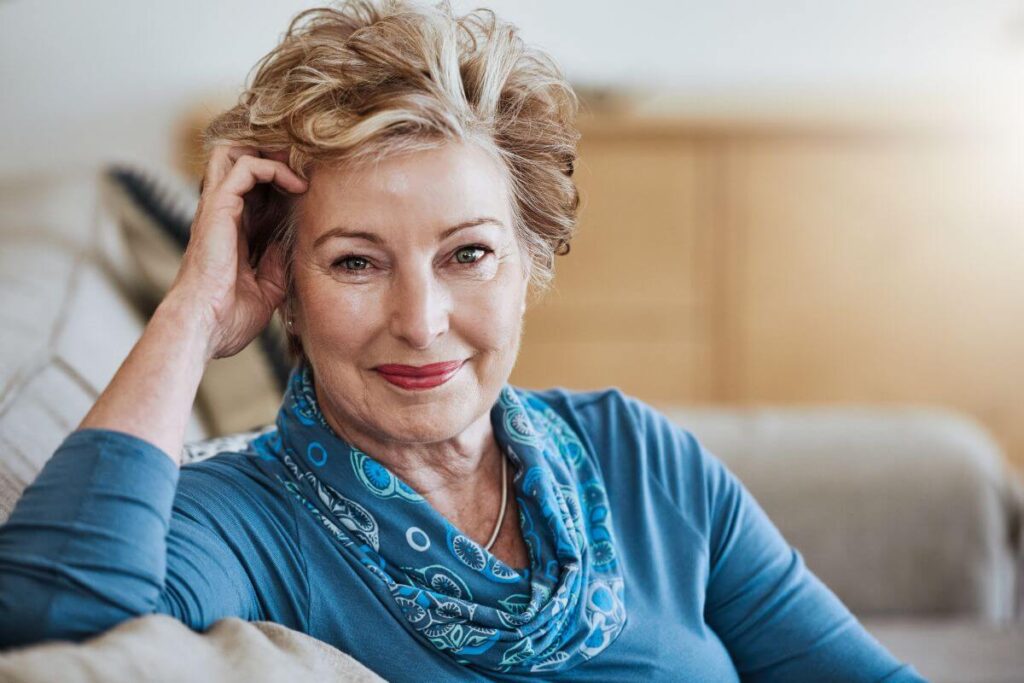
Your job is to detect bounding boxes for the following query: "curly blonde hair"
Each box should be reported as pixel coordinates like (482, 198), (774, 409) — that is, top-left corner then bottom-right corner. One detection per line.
(203, 0), (580, 361)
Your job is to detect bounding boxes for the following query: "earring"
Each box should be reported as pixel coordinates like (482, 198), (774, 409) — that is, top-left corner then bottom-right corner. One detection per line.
(286, 318), (294, 330)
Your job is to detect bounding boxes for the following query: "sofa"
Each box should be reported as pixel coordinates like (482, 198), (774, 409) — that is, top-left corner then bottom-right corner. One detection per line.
(1, 168), (1023, 681)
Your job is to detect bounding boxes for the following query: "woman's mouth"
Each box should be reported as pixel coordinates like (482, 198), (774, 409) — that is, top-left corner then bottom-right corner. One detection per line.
(374, 360), (465, 391)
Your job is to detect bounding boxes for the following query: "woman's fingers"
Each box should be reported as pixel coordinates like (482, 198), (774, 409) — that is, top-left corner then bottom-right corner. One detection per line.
(192, 153), (306, 250)
(176, 143), (304, 359)
(259, 148), (291, 165)
(202, 144), (304, 200)
(220, 154), (308, 199)
(227, 145), (260, 163)
(202, 144), (259, 193)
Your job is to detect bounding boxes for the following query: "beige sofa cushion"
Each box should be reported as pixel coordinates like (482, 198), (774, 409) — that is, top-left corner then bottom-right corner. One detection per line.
(864, 617), (1024, 683)
(0, 174), (209, 523)
(663, 405), (1023, 620)
(0, 614), (385, 683)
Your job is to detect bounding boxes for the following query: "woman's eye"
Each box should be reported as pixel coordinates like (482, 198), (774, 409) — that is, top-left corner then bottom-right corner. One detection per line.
(334, 256), (370, 271)
(453, 246), (488, 265)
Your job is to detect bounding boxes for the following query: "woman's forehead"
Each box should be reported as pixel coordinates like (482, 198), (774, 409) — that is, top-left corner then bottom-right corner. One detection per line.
(298, 141), (513, 244)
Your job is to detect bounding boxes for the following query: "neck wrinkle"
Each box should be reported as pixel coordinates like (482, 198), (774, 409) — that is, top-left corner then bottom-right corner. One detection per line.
(312, 381), (504, 510)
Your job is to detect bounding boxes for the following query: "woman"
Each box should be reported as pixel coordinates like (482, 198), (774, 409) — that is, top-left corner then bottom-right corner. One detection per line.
(0, 1), (924, 680)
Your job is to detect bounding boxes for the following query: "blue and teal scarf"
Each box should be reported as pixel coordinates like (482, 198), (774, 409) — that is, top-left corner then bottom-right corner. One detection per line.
(253, 363), (627, 674)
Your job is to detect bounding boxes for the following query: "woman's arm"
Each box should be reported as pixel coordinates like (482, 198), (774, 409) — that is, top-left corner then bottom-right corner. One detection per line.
(79, 145), (306, 462)
(0, 428), (307, 648)
(692, 433), (925, 682)
(0, 145), (307, 648)
(76, 291), (213, 465)
(619, 396), (926, 682)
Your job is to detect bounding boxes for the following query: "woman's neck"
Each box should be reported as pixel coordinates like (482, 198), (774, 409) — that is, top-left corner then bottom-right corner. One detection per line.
(316, 397), (505, 525)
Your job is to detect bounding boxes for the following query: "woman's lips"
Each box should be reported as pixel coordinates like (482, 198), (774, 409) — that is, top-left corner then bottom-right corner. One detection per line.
(374, 360), (465, 390)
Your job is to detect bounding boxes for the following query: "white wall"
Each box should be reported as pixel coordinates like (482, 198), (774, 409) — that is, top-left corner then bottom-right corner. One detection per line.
(1, 0), (1021, 179)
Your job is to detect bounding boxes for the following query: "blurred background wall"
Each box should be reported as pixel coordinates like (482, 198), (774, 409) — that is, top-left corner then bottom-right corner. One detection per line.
(2, 0), (1022, 467)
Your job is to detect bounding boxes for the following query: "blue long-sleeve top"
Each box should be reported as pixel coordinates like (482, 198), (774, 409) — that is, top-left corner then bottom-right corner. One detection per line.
(0, 387), (925, 682)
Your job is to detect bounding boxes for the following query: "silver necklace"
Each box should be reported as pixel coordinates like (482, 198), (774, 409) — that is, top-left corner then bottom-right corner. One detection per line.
(483, 454), (508, 551)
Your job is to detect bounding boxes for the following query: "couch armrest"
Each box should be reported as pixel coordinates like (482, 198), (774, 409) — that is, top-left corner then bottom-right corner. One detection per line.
(658, 404), (1023, 621)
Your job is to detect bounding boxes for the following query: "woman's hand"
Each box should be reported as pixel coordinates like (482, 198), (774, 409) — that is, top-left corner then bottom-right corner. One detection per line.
(76, 145), (306, 461)
(167, 144), (308, 360)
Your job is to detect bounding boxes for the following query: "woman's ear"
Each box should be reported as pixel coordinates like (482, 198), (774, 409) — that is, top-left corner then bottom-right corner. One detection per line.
(279, 287), (299, 333)
(256, 241), (287, 312)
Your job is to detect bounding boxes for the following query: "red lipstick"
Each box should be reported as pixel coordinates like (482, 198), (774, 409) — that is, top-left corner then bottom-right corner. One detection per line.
(374, 360), (465, 390)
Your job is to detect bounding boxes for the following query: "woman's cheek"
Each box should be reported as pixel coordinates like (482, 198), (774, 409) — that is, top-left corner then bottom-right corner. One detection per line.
(466, 259), (500, 281)
(461, 273), (524, 346)
(454, 268), (514, 313)
(304, 281), (382, 340)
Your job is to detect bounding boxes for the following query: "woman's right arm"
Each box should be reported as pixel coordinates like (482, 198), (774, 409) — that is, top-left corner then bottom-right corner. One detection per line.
(78, 144), (306, 462)
(0, 145), (307, 648)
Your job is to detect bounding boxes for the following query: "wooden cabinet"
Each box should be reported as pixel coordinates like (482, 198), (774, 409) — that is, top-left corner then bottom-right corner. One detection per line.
(511, 132), (717, 402)
(511, 116), (1024, 468)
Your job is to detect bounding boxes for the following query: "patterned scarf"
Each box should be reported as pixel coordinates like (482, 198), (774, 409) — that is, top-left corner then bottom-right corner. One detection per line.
(251, 362), (627, 674)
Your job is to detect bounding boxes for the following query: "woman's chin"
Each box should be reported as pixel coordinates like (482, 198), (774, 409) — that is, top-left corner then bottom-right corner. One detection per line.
(377, 413), (473, 445)
(371, 391), (486, 445)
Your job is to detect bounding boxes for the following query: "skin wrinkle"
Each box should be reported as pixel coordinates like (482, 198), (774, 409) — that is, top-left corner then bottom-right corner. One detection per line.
(284, 140), (530, 561)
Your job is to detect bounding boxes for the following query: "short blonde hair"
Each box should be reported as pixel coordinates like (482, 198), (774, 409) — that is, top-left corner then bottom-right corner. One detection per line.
(203, 0), (580, 361)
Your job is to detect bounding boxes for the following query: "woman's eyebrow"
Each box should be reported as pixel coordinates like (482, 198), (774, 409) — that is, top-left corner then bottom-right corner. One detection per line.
(438, 217), (504, 240)
(312, 216), (504, 249)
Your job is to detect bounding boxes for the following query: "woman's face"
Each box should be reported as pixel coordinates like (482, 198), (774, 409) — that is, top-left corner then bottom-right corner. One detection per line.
(288, 140), (529, 446)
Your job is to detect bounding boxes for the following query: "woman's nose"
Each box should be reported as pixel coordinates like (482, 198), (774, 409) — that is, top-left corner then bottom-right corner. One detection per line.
(387, 266), (450, 349)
